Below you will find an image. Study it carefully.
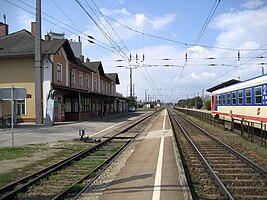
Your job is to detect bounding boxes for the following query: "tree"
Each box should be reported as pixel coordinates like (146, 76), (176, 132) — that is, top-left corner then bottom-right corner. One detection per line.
(116, 92), (123, 97)
(204, 99), (211, 110)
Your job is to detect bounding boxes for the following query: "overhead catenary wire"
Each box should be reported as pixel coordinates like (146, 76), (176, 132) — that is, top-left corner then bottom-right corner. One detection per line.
(7, 0), (121, 55)
(174, 0), (221, 89)
(75, 0), (130, 62)
(195, 43), (267, 92)
(90, 0), (131, 55)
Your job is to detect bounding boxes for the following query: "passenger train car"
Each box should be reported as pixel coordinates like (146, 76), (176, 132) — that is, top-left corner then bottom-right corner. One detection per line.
(210, 74), (267, 126)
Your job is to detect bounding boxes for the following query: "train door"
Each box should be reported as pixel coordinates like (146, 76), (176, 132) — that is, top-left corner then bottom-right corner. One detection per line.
(211, 94), (217, 111)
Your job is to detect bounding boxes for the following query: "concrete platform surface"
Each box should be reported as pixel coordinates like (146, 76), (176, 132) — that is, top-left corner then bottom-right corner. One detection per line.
(0, 112), (146, 147)
(99, 109), (192, 200)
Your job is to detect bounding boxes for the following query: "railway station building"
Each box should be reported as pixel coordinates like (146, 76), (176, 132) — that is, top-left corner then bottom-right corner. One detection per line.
(0, 22), (127, 123)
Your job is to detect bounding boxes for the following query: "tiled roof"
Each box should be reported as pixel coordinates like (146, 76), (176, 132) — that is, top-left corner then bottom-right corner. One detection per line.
(87, 61), (105, 76)
(105, 73), (120, 84)
(0, 29), (67, 57)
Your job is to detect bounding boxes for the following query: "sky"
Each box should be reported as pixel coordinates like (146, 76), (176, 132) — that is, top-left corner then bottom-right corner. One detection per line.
(1, 0), (267, 103)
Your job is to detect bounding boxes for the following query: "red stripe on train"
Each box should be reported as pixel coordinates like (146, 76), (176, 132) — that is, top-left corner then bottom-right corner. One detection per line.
(211, 111), (267, 122)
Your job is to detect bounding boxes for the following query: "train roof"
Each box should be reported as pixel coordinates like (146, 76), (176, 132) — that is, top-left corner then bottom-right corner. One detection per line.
(206, 79), (241, 93)
(207, 73), (267, 94)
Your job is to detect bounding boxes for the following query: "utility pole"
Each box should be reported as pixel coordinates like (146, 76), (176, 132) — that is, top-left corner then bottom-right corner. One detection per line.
(144, 89), (147, 103)
(129, 68), (132, 96)
(35, 0), (43, 124)
(133, 83), (137, 98)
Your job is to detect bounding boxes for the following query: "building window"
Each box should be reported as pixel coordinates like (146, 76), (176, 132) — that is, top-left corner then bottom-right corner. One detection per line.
(57, 64), (62, 82)
(86, 75), (89, 89)
(79, 72), (83, 87)
(16, 99), (26, 115)
(94, 78), (97, 91)
(81, 98), (91, 112)
(71, 69), (75, 85)
(238, 90), (243, 105)
(255, 86), (262, 104)
(232, 91), (236, 105)
(227, 93), (230, 105)
(105, 83), (107, 93)
(246, 88), (252, 104)
(102, 81), (105, 93)
(110, 84), (113, 95)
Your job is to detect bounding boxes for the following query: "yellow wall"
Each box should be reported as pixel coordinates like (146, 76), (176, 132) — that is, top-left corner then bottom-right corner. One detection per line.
(0, 57), (36, 121)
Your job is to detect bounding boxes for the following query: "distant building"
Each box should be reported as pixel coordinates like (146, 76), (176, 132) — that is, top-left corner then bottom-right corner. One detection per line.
(0, 22), (126, 123)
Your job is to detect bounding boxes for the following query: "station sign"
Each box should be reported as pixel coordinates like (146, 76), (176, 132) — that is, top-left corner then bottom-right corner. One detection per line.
(0, 87), (27, 100)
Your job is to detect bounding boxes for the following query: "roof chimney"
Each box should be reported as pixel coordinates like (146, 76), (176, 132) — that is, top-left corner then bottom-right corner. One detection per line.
(86, 57), (90, 63)
(80, 55), (84, 62)
(0, 22), (8, 37)
(31, 22), (36, 37)
(45, 34), (51, 41)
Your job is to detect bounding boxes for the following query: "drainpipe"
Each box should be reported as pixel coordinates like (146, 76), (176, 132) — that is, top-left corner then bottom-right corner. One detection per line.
(79, 91), (81, 121)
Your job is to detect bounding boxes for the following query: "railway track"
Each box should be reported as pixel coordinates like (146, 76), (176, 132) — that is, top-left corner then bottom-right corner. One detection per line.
(0, 109), (162, 200)
(169, 108), (267, 199)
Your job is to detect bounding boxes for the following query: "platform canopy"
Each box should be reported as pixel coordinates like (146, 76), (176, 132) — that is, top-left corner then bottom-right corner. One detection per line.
(206, 79), (241, 93)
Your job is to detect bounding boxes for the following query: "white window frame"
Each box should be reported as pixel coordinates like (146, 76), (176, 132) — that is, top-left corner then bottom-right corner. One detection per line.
(86, 74), (89, 89)
(57, 63), (62, 82)
(79, 72), (83, 87)
(71, 69), (75, 85)
(94, 78), (97, 91)
(255, 86), (262, 104)
(246, 88), (252, 104)
(238, 90), (243, 105)
(16, 99), (26, 115)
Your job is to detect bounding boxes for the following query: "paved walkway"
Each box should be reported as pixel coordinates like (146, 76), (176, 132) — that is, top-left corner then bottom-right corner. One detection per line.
(99, 109), (192, 200)
(0, 112), (145, 147)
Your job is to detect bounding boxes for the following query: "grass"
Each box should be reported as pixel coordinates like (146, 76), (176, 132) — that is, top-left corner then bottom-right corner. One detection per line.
(71, 183), (85, 192)
(111, 146), (121, 154)
(0, 141), (93, 188)
(94, 151), (106, 156)
(0, 144), (47, 161)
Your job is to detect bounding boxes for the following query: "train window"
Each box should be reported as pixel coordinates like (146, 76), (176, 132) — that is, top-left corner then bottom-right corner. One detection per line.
(255, 86), (262, 104)
(232, 91), (236, 105)
(238, 90), (243, 105)
(222, 94), (226, 105)
(216, 95), (220, 105)
(246, 88), (252, 104)
(218, 95), (221, 105)
(227, 93), (230, 105)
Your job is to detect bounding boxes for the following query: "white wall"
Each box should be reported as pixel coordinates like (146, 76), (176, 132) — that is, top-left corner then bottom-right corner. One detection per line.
(0, 100), (2, 117)
(43, 57), (53, 118)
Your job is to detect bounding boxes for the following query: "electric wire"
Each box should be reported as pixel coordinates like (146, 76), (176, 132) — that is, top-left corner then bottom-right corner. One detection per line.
(9, 0), (121, 57)
(76, 0), (129, 62)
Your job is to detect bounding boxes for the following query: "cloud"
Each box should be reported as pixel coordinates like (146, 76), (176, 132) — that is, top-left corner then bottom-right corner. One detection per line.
(151, 14), (176, 30)
(81, 4), (267, 101)
(16, 10), (35, 31)
(100, 8), (176, 32)
(242, 0), (265, 9)
(115, 0), (127, 5)
(213, 6), (267, 49)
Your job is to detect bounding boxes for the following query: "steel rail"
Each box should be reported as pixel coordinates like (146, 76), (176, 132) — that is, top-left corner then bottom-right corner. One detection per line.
(176, 109), (267, 176)
(72, 133), (140, 200)
(0, 109), (162, 199)
(52, 139), (132, 200)
(0, 138), (113, 200)
(169, 109), (235, 200)
(70, 109), (164, 199)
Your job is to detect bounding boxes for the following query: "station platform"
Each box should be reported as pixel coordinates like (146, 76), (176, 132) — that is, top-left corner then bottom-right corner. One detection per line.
(99, 109), (192, 200)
